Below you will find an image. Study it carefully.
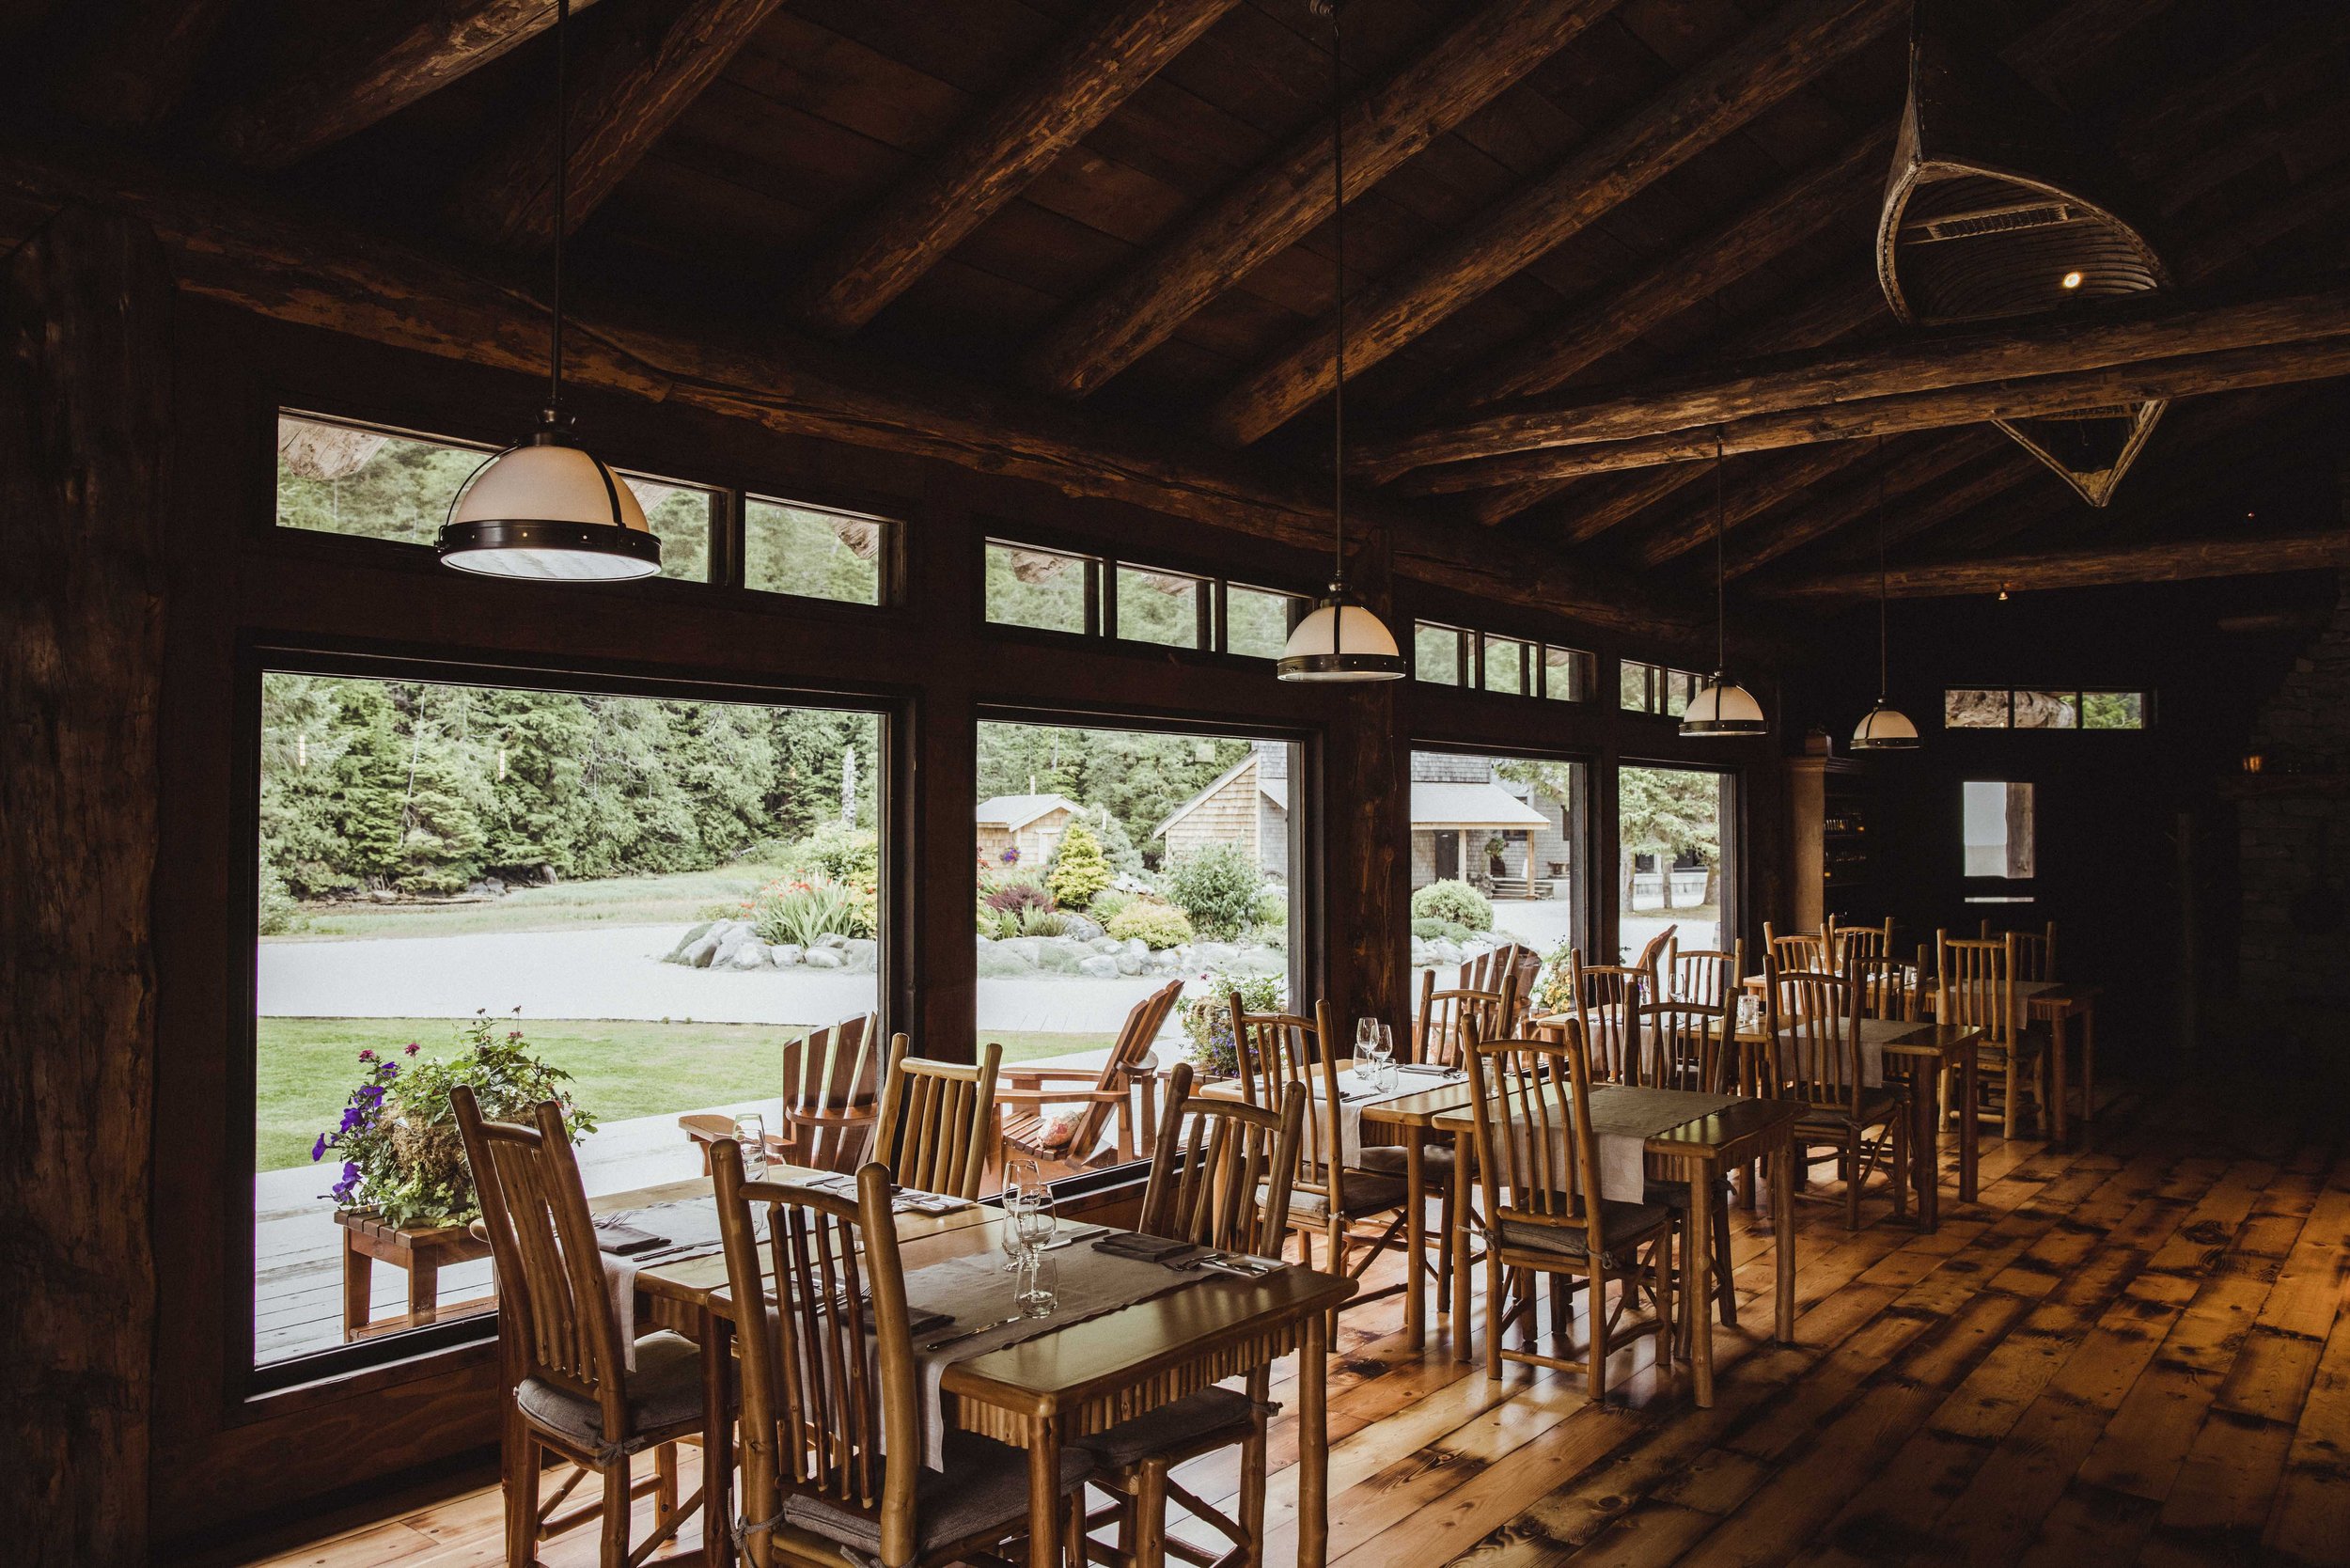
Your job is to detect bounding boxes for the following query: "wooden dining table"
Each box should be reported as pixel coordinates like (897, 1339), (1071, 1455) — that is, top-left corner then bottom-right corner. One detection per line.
(603, 1172), (1355, 1568)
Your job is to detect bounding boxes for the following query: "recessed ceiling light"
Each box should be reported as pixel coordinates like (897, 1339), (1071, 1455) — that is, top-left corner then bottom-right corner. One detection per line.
(2060, 270), (2084, 290)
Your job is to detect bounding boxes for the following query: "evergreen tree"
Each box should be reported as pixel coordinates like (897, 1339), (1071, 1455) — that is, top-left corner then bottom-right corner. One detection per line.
(1046, 821), (1113, 908)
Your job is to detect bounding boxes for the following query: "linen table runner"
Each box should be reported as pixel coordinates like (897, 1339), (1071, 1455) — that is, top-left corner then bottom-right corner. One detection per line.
(1317, 1066), (1443, 1166)
(1500, 1084), (1730, 1204)
(595, 1197), (729, 1369)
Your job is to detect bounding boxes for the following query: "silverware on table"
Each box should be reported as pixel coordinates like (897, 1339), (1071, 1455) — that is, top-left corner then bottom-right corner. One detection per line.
(921, 1312), (1026, 1352)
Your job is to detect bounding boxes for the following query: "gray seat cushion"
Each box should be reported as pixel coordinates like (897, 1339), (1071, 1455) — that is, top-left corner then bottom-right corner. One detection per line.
(1495, 1201), (1669, 1270)
(1266, 1170), (1410, 1220)
(781, 1430), (1092, 1556)
(1794, 1087), (1904, 1133)
(516, 1330), (705, 1460)
(1358, 1144), (1455, 1179)
(1074, 1387), (1258, 1469)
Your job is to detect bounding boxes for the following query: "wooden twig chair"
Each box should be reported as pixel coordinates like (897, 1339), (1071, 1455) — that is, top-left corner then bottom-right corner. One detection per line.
(995, 980), (1179, 1179)
(1765, 961), (1908, 1231)
(1628, 923), (1678, 990)
(1565, 952), (1647, 1084)
(872, 1036), (1002, 1200)
(1461, 940), (1540, 1003)
(1664, 940), (1741, 1011)
(1850, 951), (1919, 1023)
(452, 1088), (708, 1568)
(1463, 1023), (1676, 1400)
(713, 1146), (1093, 1568)
(681, 1011), (881, 1175)
(1634, 1000), (1740, 1338)
(1075, 1063), (1303, 1568)
(1939, 933), (2044, 1139)
(1764, 923), (1829, 973)
(1372, 970), (1518, 1309)
(1980, 917), (2057, 981)
(1828, 917), (1896, 966)
(1229, 996), (1409, 1314)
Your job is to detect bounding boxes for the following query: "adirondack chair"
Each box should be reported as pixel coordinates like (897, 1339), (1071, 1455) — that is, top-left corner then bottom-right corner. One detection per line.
(678, 1011), (881, 1175)
(994, 980), (1181, 1179)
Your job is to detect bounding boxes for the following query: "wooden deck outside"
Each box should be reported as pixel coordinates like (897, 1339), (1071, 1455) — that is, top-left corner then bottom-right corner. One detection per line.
(230, 1082), (2349, 1568)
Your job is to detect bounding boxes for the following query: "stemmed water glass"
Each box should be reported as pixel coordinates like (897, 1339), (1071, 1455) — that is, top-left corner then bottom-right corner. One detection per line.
(1012, 1187), (1058, 1315)
(730, 1113), (769, 1180)
(1364, 1022), (1396, 1090)
(1000, 1159), (1042, 1270)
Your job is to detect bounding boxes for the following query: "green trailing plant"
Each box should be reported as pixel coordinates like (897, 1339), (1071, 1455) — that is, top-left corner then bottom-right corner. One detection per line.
(311, 1011), (594, 1229)
(1411, 878), (1494, 933)
(1161, 843), (1263, 940)
(1411, 917), (1476, 944)
(1106, 898), (1194, 949)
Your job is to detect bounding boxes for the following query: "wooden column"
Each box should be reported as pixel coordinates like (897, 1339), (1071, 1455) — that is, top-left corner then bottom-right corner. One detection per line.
(1323, 538), (1408, 1037)
(0, 204), (173, 1567)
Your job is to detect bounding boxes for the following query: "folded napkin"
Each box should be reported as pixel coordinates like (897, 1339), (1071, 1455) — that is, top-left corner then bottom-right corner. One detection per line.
(1092, 1231), (1207, 1266)
(592, 1217), (668, 1256)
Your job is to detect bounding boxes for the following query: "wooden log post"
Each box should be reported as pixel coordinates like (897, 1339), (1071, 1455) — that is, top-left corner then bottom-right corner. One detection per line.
(0, 204), (173, 1568)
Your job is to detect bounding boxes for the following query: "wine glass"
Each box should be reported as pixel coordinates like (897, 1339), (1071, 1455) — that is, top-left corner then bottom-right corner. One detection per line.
(1015, 1252), (1058, 1318)
(1000, 1192), (1036, 1270)
(1000, 1159), (1045, 1268)
(1014, 1187), (1058, 1257)
(1367, 1024), (1396, 1090)
(730, 1113), (768, 1180)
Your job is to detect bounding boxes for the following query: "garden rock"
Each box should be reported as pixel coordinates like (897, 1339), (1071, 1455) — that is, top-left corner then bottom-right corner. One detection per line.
(1036, 939), (1089, 974)
(1115, 949), (1144, 976)
(711, 924), (754, 968)
(977, 944), (1033, 978)
(770, 943), (806, 966)
(996, 937), (1043, 966)
(1089, 937), (1121, 955)
(804, 948), (845, 969)
(842, 938), (878, 971)
(1078, 954), (1123, 978)
(666, 920), (714, 963)
(730, 942), (768, 969)
(1233, 948), (1285, 977)
(1060, 915), (1105, 944)
(816, 933), (849, 951)
(682, 931), (723, 968)
(1193, 942), (1237, 969)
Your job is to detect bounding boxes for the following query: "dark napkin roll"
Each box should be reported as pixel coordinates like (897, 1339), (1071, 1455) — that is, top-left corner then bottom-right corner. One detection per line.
(593, 1219), (668, 1256)
(1092, 1231), (1205, 1264)
(786, 1300), (953, 1338)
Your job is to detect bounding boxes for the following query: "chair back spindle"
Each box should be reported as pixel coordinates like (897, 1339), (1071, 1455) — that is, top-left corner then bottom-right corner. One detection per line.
(1665, 940), (1741, 1011)
(1465, 1025), (1611, 1259)
(1138, 1062), (1304, 1258)
(872, 1037), (1002, 1199)
(1568, 951), (1648, 1084)
(1637, 1001), (1729, 1094)
(1766, 960), (1866, 1116)
(1230, 996), (1344, 1200)
(1939, 933), (2019, 1047)
(1415, 969), (1519, 1069)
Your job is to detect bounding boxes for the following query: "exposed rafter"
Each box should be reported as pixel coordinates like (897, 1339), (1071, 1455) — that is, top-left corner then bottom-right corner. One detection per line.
(445, 0), (788, 251)
(1201, 0), (1906, 447)
(1757, 530), (2350, 599)
(788, 0), (1245, 339)
(1017, 0), (1621, 399)
(217, 0), (607, 169)
(50, 0), (236, 133)
(1720, 430), (2009, 576)
(1629, 445), (1881, 568)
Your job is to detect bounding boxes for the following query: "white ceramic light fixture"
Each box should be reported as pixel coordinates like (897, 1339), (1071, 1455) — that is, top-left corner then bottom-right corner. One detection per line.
(1278, 1), (1403, 683)
(438, 0), (659, 582)
(1851, 442), (1920, 750)
(1681, 433), (1766, 736)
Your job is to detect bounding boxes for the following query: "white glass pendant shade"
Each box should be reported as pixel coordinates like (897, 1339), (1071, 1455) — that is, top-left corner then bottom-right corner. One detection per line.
(1680, 674), (1767, 735)
(438, 429), (662, 581)
(1851, 700), (1921, 749)
(1277, 589), (1406, 682)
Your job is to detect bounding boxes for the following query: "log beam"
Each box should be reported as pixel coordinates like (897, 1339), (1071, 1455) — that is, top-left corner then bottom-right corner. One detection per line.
(0, 138), (1711, 645)
(217, 0), (605, 169)
(1629, 444), (1880, 568)
(1018, 0), (1621, 398)
(1756, 531), (2350, 599)
(50, 0), (236, 133)
(445, 0), (787, 251)
(1402, 334), (2350, 490)
(1203, 0), (1905, 447)
(1449, 125), (1891, 413)
(1374, 282), (2350, 474)
(1721, 430), (2011, 576)
(791, 0), (1244, 339)
(0, 203), (171, 1568)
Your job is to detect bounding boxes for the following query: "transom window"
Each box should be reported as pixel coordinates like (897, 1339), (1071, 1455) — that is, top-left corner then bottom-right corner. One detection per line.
(1943, 689), (2149, 729)
(1620, 661), (1707, 717)
(1413, 620), (1592, 700)
(982, 538), (1303, 659)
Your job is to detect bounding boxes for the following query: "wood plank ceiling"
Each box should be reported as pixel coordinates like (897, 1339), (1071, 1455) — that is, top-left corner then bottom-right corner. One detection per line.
(14, 0), (2348, 606)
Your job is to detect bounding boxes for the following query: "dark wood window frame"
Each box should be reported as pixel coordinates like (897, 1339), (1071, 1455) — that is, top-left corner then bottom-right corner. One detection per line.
(979, 531), (1308, 663)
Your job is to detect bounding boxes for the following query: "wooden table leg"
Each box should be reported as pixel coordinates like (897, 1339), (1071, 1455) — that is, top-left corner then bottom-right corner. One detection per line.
(1688, 1164), (1716, 1407)
(407, 1247), (441, 1328)
(1914, 1061), (1941, 1235)
(2081, 1005), (2095, 1128)
(1772, 1129), (1796, 1344)
(1449, 1127), (1475, 1361)
(1403, 1132), (1426, 1349)
(1958, 1051), (1980, 1205)
(701, 1310), (733, 1568)
(2048, 1010), (2071, 1148)
(1026, 1419), (1063, 1568)
(341, 1239), (372, 1341)
(1298, 1310), (1330, 1568)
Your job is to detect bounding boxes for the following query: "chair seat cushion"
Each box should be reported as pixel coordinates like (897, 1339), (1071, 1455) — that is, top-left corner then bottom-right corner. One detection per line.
(1075, 1387), (1258, 1469)
(516, 1330), (706, 1461)
(1794, 1087), (1904, 1132)
(1496, 1203), (1669, 1270)
(1358, 1144), (1455, 1179)
(1265, 1171), (1409, 1221)
(781, 1429), (1092, 1555)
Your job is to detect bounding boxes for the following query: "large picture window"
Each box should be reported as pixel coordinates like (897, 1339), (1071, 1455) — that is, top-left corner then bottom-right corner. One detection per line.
(253, 667), (883, 1370)
(1618, 765), (1735, 959)
(1405, 749), (1588, 1008)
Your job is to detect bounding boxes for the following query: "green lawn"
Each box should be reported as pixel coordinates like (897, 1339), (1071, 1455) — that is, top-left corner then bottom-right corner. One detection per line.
(274, 865), (769, 942)
(258, 1017), (1116, 1172)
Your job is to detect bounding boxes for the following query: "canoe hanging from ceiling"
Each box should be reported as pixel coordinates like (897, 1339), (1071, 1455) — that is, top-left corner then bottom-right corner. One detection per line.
(1877, 0), (2171, 505)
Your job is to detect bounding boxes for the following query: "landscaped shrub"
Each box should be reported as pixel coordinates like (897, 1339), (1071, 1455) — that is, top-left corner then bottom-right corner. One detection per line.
(750, 875), (873, 946)
(1019, 905), (1071, 937)
(1411, 917), (1475, 943)
(1107, 898), (1194, 949)
(1162, 843), (1263, 940)
(1045, 821), (1113, 909)
(1411, 878), (1494, 932)
(1181, 969), (1286, 1076)
(794, 820), (879, 884)
(258, 862), (304, 935)
(1089, 887), (1138, 925)
(1250, 887), (1288, 931)
(982, 874), (1054, 921)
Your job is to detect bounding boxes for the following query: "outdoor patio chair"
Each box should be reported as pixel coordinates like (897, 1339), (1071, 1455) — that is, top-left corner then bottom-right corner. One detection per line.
(993, 979), (1179, 1180)
(679, 1011), (882, 1176)
(452, 1087), (710, 1568)
(871, 1035), (1002, 1200)
(1464, 1022), (1677, 1400)
(714, 1146), (1092, 1568)
(1765, 960), (1910, 1231)
(1460, 941), (1540, 1021)
(1629, 924), (1678, 994)
(1075, 1062), (1302, 1568)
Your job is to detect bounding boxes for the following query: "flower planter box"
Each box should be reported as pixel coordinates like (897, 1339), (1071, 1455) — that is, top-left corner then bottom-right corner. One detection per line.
(335, 1208), (495, 1343)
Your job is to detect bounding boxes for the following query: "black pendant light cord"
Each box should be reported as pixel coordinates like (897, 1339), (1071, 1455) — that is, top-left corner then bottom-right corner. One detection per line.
(548, 0), (571, 419)
(1714, 429), (1728, 675)
(1875, 436), (1890, 699)
(1328, 0), (1347, 588)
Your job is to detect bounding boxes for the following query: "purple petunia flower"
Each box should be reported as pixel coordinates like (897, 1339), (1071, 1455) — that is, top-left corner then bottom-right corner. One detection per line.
(339, 1106), (362, 1132)
(359, 1084), (384, 1102)
(311, 1136), (326, 1162)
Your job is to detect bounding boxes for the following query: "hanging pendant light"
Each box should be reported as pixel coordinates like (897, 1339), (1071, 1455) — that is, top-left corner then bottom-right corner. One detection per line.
(1852, 439), (1920, 750)
(438, 0), (660, 582)
(1279, 0), (1403, 683)
(1681, 432), (1765, 735)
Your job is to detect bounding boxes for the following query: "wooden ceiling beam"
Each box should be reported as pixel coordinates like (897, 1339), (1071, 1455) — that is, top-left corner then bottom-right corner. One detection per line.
(1018, 0), (1619, 399)
(1448, 126), (1891, 413)
(1202, 0), (1907, 447)
(444, 0), (785, 251)
(217, 0), (607, 169)
(1629, 444), (1886, 567)
(1372, 282), (2350, 474)
(0, 137), (1712, 646)
(789, 0), (1245, 340)
(1756, 530), (2350, 600)
(50, 0), (237, 133)
(1403, 333), (2350, 489)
